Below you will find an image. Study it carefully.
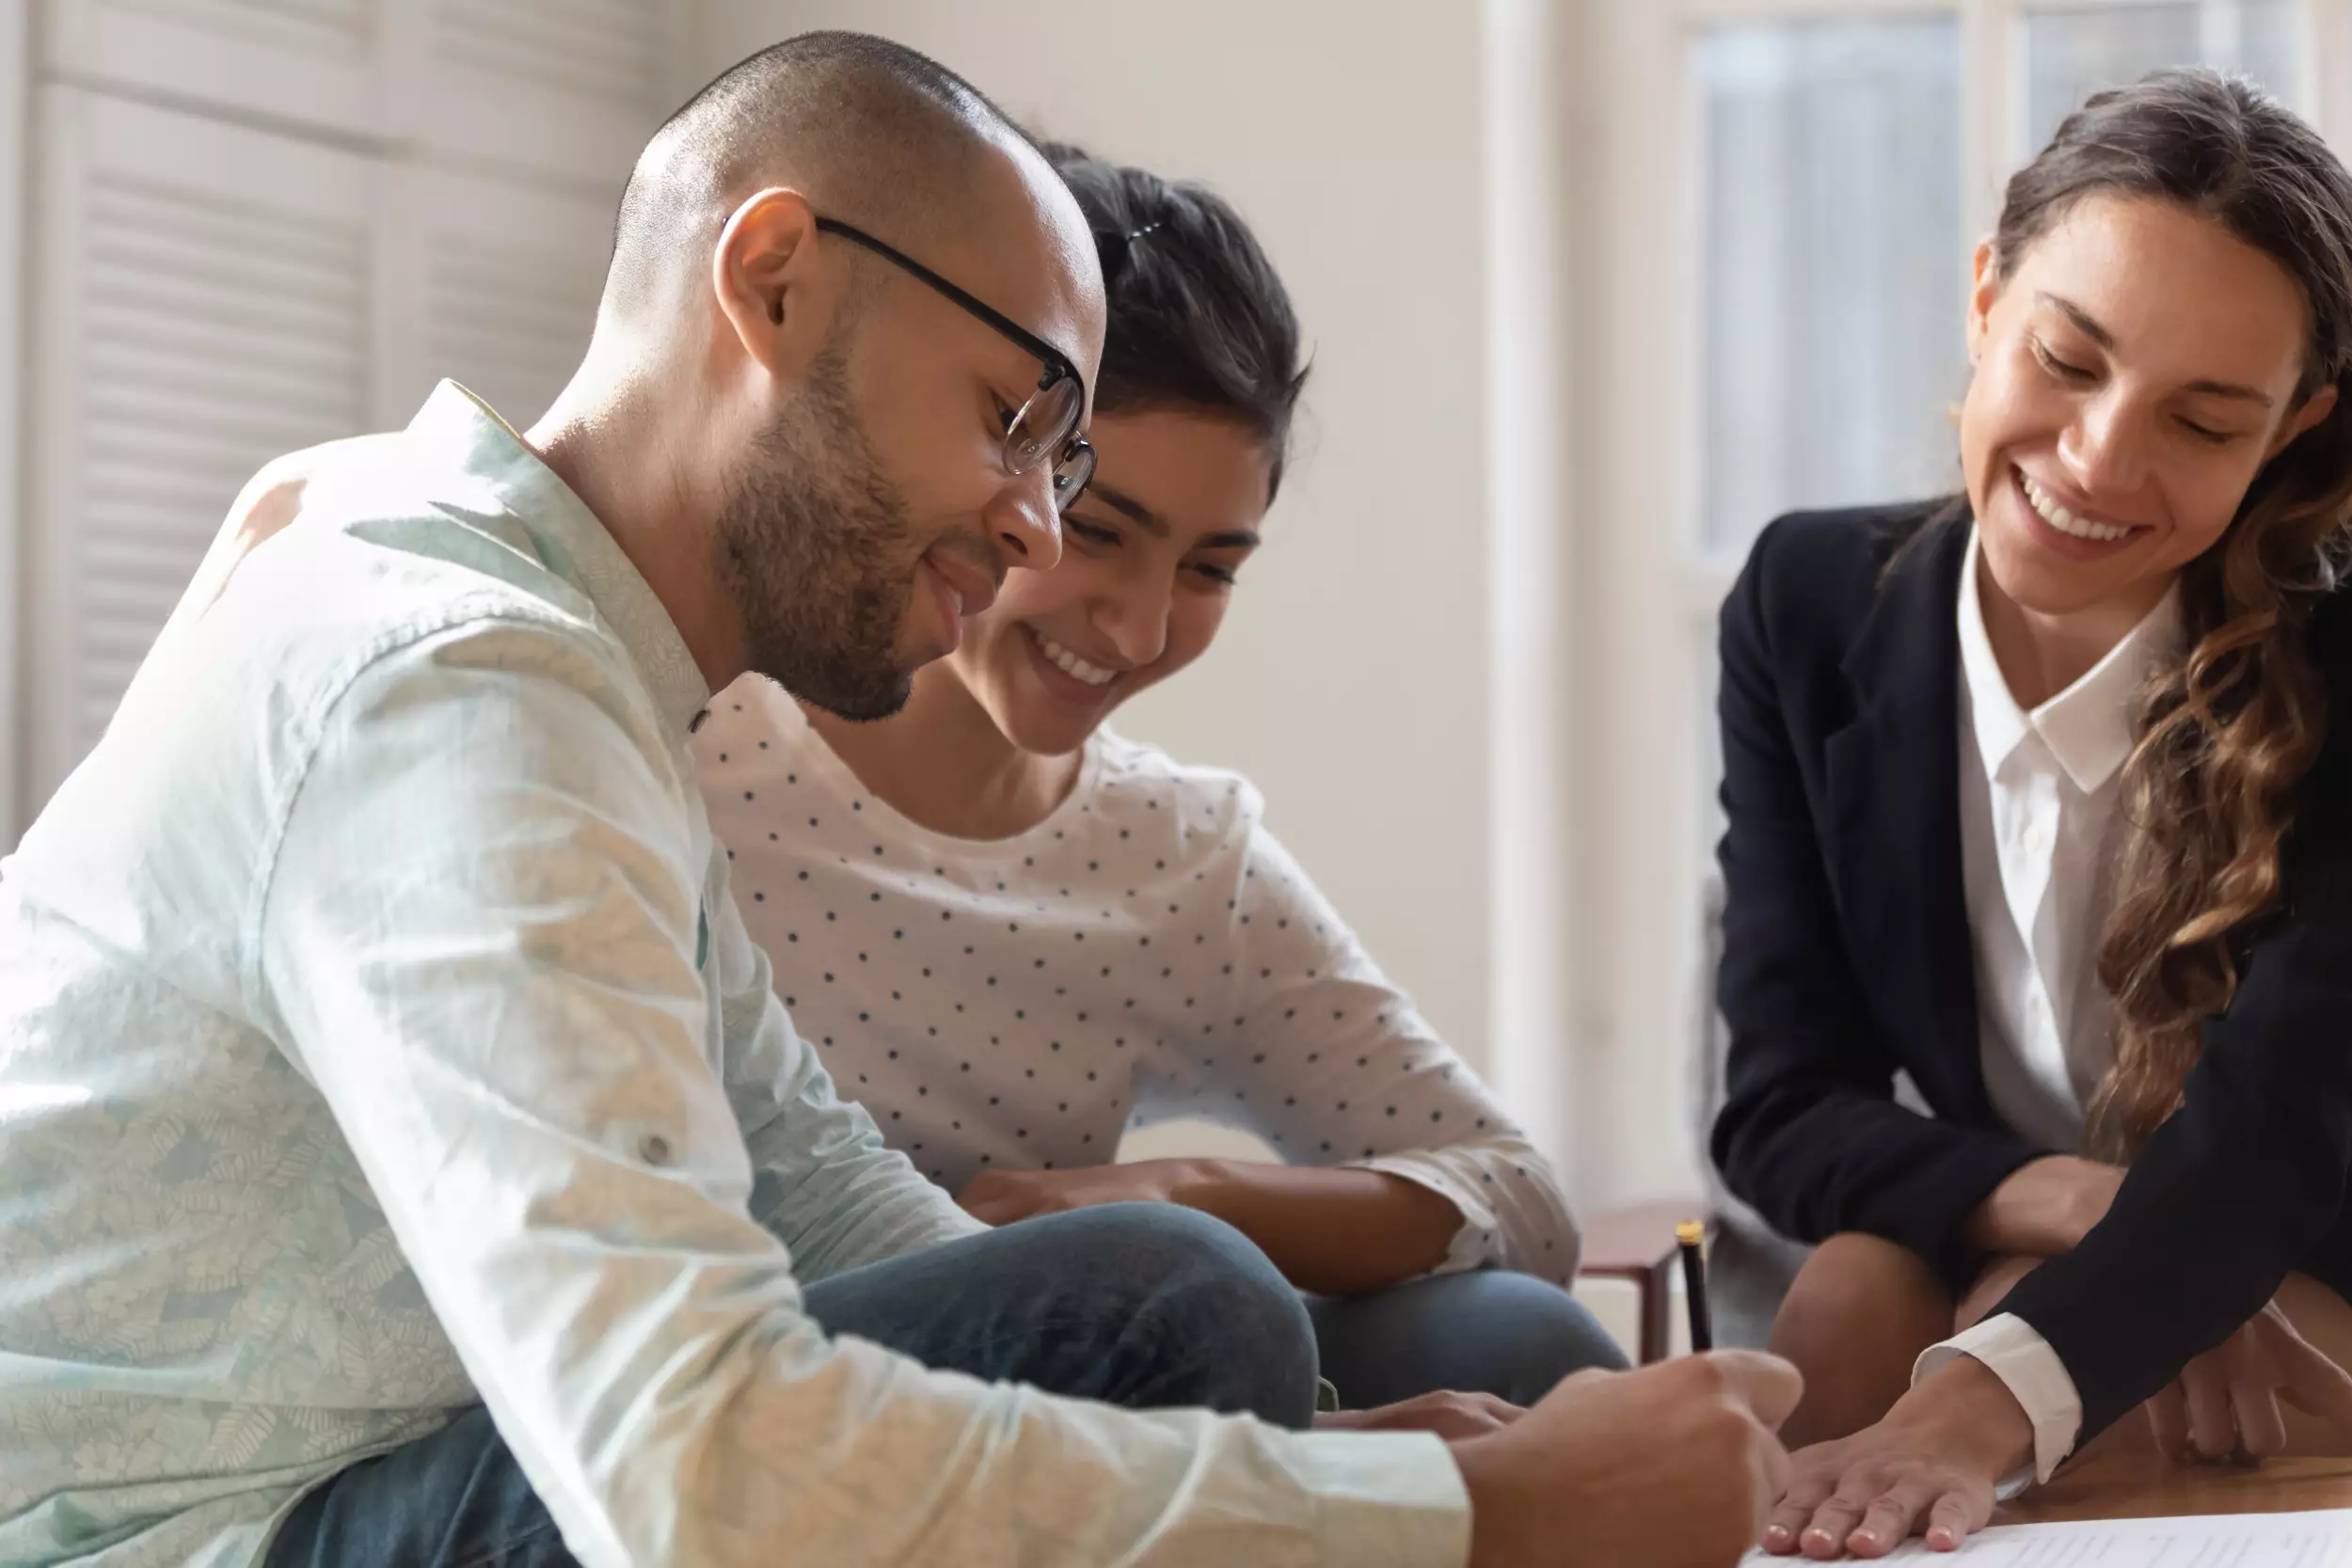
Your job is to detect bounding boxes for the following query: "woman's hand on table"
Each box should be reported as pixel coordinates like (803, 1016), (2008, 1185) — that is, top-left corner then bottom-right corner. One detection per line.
(1316, 1389), (1524, 1440)
(2142, 1297), (2352, 1464)
(1763, 1355), (2032, 1559)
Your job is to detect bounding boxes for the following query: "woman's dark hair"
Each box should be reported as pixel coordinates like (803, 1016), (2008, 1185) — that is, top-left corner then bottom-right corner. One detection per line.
(1041, 141), (1309, 500)
(1990, 71), (2352, 1157)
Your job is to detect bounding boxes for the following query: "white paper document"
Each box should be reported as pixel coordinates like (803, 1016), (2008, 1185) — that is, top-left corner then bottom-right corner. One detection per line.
(1742, 1508), (2352, 1563)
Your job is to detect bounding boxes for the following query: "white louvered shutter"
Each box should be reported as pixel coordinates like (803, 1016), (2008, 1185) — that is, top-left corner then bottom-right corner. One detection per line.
(18, 0), (686, 816)
(25, 88), (376, 800)
(42, 0), (384, 140)
(376, 163), (612, 432)
(395, 0), (682, 187)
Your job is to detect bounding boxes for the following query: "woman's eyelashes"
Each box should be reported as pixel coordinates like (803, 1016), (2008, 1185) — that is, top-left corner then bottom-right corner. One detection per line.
(1064, 512), (1247, 586)
(2031, 335), (2094, 385)
(1065, 516), (1121, 548)
(2028, 336), (2248, 447)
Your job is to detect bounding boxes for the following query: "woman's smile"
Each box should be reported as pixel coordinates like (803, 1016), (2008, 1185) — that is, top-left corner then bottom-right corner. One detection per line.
(2009, 465), (2151, 560)
(1022, 623), (1125, 702)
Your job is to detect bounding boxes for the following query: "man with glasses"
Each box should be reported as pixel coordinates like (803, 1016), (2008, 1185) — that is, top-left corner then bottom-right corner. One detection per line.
(0, 29), (1802, 1568)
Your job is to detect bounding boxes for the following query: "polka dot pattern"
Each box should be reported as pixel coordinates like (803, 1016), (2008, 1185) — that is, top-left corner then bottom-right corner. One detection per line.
(692, 676), (1581, 1280)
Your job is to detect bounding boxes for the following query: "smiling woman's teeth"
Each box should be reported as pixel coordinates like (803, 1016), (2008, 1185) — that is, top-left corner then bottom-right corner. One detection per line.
(1031, 627), (1117, 688)
(2020, 470), (2134, 543)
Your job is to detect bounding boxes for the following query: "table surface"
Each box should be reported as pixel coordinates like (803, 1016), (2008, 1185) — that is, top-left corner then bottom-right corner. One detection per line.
(2001, 1429), (2352, 1525)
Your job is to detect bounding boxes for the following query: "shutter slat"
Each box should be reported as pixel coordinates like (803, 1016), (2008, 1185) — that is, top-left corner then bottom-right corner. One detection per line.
(429, 0), (663, 109)
(63, 119), (369, 762)
(103, 0), (372, 61)
(423, 230), (602, 429)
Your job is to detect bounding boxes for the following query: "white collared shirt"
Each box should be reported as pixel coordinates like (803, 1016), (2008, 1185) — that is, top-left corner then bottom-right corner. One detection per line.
(0, 385), (1468, 1568)
(1915, 528), (2179, 1485)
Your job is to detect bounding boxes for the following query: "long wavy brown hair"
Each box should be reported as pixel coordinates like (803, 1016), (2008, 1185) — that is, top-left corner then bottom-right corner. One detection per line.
(1994, 73), (2352, 1157)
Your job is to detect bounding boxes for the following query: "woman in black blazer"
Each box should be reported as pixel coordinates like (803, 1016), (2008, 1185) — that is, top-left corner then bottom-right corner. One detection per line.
(1717, 71), (2352, 1558)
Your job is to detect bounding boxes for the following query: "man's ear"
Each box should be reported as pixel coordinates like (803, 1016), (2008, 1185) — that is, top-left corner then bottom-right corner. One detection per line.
(711, 187), (838, 383)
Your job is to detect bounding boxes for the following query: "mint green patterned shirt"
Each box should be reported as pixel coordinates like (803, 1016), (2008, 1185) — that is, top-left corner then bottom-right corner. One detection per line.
(0, 385), (1470, 1568)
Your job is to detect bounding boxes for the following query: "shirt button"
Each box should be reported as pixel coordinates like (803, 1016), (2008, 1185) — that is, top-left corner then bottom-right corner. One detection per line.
(640, 1134), (673, 1166)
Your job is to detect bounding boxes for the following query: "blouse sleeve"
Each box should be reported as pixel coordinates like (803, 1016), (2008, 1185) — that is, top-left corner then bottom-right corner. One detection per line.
(1133, 790), (1581, 1285)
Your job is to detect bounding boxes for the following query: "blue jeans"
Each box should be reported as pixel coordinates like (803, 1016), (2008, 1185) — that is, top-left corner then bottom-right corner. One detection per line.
(262, 1203), (1314, 1568)
(1309, 1269), (1629, 1408)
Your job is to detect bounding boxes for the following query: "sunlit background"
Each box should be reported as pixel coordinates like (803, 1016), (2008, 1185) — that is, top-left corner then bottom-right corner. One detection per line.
(0, 0), (2327, 1215)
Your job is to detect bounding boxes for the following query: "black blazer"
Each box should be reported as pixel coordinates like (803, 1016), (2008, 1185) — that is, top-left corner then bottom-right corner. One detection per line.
(1711, 501), (2352, 1444)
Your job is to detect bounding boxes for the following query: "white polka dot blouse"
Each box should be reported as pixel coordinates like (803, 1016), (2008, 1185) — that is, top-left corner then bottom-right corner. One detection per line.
(693, 675), (1581, 1281)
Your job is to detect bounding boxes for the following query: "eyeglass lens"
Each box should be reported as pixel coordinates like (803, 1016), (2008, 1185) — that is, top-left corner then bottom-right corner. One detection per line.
(1005, 376), (1082, 469)
(1051, 441), (1096, 511)
(1004, 374), (1093, 511)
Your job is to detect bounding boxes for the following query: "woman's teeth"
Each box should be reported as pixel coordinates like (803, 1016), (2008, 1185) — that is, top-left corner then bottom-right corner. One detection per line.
(2020, 470), (2134, 544)
(1031, 627), (1117, 688)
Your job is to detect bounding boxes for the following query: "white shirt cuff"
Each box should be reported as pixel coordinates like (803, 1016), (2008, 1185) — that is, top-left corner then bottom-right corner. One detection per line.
(1914, 1313), (2082, 1491)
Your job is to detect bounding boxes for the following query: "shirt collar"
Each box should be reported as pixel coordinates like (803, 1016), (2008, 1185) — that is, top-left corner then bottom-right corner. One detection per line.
(403, 381), (713, 743)
(1956, 525), (2179, 794)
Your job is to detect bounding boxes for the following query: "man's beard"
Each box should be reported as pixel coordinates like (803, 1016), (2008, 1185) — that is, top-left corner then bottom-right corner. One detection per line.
(714, 349), (921, 721)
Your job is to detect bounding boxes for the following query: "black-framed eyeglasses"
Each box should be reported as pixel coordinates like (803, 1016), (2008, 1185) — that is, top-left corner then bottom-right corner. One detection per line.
(814, 216), (1097, 513)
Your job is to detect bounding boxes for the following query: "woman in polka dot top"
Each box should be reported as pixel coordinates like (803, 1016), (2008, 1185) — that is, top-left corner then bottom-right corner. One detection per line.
(694, 143), (1621, 1411)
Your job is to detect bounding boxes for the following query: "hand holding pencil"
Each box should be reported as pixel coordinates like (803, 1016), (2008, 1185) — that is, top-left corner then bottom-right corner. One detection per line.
(1678, 1219), (1713, 1354)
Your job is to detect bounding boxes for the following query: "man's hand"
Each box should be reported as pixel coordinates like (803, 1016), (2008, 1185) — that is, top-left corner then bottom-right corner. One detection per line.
(1762, 1354), (2031, 1559)
(1317, 1390), (1523, 1441)
(1450, 1350), (1802, 1568)
(957, 1161), (1209, 1226)
(2143, 1297), (2352, 1463)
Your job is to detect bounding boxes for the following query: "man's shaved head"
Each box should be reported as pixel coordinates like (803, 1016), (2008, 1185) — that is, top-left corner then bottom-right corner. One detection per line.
(606, 31), (1038, 325)
(531, 30), (1104, 726)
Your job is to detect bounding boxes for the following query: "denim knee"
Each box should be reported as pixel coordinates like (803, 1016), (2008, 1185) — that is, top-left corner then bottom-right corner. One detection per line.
(1064, 1202), (1319, 1428)
(1462, 1271), (1629, 1398)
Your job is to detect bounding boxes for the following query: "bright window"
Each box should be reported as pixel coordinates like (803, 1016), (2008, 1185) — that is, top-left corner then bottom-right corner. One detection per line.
(1697, 17), (1966, 559)
(1580, 0), (2350, 1205)
(2023, 1), (2305, 154)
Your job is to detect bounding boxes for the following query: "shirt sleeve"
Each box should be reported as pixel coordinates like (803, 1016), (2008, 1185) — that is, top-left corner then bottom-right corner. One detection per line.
(1711, 517), (2047, 1295)
(702, 845), (988, 1284)
(1134, 801), (1581, 1283)
(254, 619), (1471, 1568)
(1914, 1314), (2081, 1489)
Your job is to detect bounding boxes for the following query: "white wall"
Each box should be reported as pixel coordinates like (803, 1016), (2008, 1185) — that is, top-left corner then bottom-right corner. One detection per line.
(690, 5), (1516, 1095)
(0, 1), (25, 847)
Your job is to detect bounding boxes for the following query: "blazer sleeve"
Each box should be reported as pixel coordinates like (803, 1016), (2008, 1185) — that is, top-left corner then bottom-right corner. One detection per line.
(1710, 517), (2045, 1294)
(1994, 845), (2352, 1442)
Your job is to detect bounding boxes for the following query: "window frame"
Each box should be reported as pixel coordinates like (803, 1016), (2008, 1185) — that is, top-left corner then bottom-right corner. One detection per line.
(1572, 0), (2344, 1208)
(1, 2), (24, 849)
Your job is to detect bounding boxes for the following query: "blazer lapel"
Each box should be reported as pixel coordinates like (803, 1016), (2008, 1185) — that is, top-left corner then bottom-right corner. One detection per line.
(1822, 515), (1995, 1123)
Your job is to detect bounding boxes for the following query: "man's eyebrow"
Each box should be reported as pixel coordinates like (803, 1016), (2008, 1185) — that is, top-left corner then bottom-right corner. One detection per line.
(2038, 291), (2275, 407)
(1196, 531), (1263, 550)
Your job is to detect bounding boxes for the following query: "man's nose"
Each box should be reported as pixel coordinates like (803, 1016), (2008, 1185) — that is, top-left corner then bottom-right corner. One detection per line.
(983, 468), (1063, 572)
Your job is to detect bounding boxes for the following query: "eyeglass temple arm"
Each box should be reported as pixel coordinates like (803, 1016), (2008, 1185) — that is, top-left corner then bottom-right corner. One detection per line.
(813, 217), (1083, 396)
